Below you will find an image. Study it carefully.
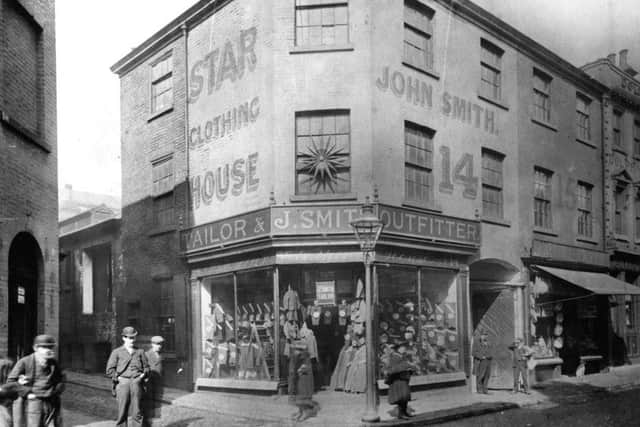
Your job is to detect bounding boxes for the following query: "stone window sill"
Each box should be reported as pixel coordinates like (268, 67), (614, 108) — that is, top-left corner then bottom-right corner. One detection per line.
(290, 44), (354, 54)
(576, 236), (598, 245)
(576, 137), (597, 149)
(147, 106), (174, 122)
(533, 227), (558, 237)
(531, 117), (558, 132)
(481, 216), (511, 227)
(148, 226), (177, 237)
(402, 199), (443, 213)
(477, 93), (509, 111)
(401, 62), (440, 80)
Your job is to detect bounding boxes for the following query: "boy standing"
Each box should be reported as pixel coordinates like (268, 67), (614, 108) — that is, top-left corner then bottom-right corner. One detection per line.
(7, 334), (66, 427)
(472, 331), (493, 394)
(509, 337), (532, 394)
(144, 336), (164, 425)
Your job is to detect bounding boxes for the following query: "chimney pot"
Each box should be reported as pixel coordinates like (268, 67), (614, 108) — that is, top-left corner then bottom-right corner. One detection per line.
(620, 49), (629, 68)
(607, 53), (617, 64)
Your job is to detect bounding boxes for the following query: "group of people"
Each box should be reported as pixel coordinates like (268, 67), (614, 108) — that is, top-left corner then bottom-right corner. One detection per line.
(0, 326), (165, 426)
(473, 331), (533, 395)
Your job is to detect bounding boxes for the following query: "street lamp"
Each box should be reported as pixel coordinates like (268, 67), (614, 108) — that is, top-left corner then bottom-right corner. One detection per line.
(350, 197), (384, 423)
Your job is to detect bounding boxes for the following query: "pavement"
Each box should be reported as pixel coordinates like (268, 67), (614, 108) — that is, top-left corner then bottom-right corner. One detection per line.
(64, 364), (640, 426)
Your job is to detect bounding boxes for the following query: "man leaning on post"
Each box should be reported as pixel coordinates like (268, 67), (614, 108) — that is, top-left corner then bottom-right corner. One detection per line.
(106, 327), (150, 427)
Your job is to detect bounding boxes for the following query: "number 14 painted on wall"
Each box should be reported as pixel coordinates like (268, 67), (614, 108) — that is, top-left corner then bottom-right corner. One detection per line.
(439, 146), (478, 198)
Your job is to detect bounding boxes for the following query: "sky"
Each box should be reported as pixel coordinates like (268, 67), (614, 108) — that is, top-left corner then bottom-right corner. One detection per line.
(55, 0), (640, 199)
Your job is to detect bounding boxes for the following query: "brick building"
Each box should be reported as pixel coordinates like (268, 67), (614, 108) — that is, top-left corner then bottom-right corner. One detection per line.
(112, 0), (640, 394)
(0, 0), (58, 359)
(59, 206), (120, 373)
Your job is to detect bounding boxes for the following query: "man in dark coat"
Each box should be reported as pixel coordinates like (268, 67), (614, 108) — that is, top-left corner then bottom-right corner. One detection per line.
(143, 336), (164, 426)
(106, 327), (150, 427)
(472, 331), (493, 394)
(7, 334), (66, 426)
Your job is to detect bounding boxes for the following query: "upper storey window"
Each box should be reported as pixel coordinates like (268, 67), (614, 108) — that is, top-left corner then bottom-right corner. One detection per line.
(403, 1), (434, 72)
(480, 39), (503, 102)
(613, 110), (623, 149)
(151, 54), (173, 114)
(295, 0), (349, 47)
(576, 94), (591, 142)
(532, 68), (552, 123)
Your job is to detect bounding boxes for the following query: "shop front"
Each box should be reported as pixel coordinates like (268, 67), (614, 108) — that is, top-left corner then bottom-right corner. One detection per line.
(183, 203), (480, 393)
(528, 265), (640, 378)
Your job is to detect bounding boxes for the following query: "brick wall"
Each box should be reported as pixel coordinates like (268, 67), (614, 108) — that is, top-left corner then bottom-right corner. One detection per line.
(0, 0), (58, 355)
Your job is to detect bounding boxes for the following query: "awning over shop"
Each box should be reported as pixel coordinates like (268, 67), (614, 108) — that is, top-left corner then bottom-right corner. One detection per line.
(534, 265), (640, 295)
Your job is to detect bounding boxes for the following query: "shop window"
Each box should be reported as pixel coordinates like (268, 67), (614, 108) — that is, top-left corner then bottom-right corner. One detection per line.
(613, 111), (623, 148)
(81, 250), (93, 315)
(615, 183), (627, 235)
(158, 279), (175, 353)
(404, 121), (434, 204)
(150, 53), (173, 114)
(377, 266), (460, 379)
(634, 120), (640, 157)
(532, 68), (551, 123)
(576, 94), (591, 141)
(295, 110), (351, 195)
(625, 295), (635, 329)
(481, 148), (504, 219)
(201, 270), (275, 381)
(403, 1), (434, 72)
(576, 181), (593, 238)
(480, 39), (503, 101)
(295, 0), (349, 47)
(534, 167), (552, 229)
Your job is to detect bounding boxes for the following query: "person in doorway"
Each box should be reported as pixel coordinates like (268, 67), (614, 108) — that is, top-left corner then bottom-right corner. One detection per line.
(143, 336), (164, 426)
(472, 331), (493, 394)
(292, 347), (319, 422)
(7, 334), (66, 427)
(509, 337), (532, 394)
(106, 327), (150, 427)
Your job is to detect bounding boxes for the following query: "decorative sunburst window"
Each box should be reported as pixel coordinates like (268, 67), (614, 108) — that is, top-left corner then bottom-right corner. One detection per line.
(296, 112), (351, 195)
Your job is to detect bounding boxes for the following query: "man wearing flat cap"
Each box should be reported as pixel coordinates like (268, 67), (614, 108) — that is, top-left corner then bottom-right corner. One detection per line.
(143, 336), (164, 426)
(106, 327), (150, 427)
(7, 334), (66, 426)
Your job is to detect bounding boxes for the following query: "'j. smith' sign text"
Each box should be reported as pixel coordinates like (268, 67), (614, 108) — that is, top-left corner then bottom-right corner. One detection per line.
(183, 204), (480, 252)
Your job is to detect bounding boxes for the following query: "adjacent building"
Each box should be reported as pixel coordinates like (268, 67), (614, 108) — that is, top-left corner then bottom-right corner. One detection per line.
(0, 0), (58, 359)
(112, 0), (640, 393)
(58, 205), (120, 372)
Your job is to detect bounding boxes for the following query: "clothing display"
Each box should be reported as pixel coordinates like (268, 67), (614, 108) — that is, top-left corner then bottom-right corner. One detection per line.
(283, 286), (301, 321)
(344, 341), (367, 393)
(329, 338), (355, 391)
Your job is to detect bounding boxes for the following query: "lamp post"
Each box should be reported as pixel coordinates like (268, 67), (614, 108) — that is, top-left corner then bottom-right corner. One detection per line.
(350, 197), (384, 423)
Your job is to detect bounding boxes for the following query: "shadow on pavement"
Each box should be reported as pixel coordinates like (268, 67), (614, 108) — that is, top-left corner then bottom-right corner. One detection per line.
(530, 380), (609, 406)
(163, 417), (204, 427)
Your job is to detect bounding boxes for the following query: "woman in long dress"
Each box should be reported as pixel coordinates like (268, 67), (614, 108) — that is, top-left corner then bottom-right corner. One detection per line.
(329, 334), (354, 391)
(344, 338), (367, 393)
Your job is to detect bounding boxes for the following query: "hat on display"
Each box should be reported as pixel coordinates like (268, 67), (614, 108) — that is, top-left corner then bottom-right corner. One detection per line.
(122, 327), (138, 338)
(33, 334), (56, 347)
(555, 313), (564, 323)
(553, 337), (564, 349)
(380, 333), (389, 344)
(405, 326), (416, 334)
(151, 336), (165, 344)
(380, 321), (389, 331)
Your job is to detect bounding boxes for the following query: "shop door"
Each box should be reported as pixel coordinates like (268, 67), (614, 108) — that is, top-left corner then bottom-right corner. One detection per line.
(8, 233), (40, 359)
(472, 289), (515, 389)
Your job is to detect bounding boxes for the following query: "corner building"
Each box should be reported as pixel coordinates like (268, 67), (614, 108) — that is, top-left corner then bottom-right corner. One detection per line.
(113, 0), (627, 394)
(0, 0), (58, 359)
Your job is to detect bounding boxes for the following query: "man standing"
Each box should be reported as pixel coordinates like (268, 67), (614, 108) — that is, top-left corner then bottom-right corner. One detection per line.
(106, 327), (149, 427)
(472, 331), (493, 394)
(7, 334), (66, 426)
(144, 336), (164, 426)
(509, 337), (532, 394)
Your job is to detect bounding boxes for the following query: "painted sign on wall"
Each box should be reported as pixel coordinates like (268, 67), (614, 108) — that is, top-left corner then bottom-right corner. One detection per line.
(187, 0), (269, 225)
(182, 204), (480, 252)
(376, 66), (499, 135)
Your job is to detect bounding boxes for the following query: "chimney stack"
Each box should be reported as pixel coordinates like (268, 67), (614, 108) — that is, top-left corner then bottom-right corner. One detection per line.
(618, 49), (638, 77)
(608, 53), (617, 64)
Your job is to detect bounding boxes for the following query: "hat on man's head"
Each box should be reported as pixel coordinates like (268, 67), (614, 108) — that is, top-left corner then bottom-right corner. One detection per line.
(121, 326), (138, 338)
(33, 334), (56, 347)
(151, 336), (164, 344)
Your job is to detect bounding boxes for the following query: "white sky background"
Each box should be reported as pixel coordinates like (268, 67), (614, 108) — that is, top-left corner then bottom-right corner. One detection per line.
(55, 0), (640, 198)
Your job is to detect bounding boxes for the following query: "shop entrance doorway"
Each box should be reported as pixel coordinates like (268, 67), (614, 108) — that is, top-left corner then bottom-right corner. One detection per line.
(470, 259), (519, 390)
(8, 232), (42, 359)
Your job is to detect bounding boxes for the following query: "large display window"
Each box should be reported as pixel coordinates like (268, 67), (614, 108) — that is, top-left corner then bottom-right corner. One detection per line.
(377, 266), (460, 379)
(201, 269), (275, 381)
